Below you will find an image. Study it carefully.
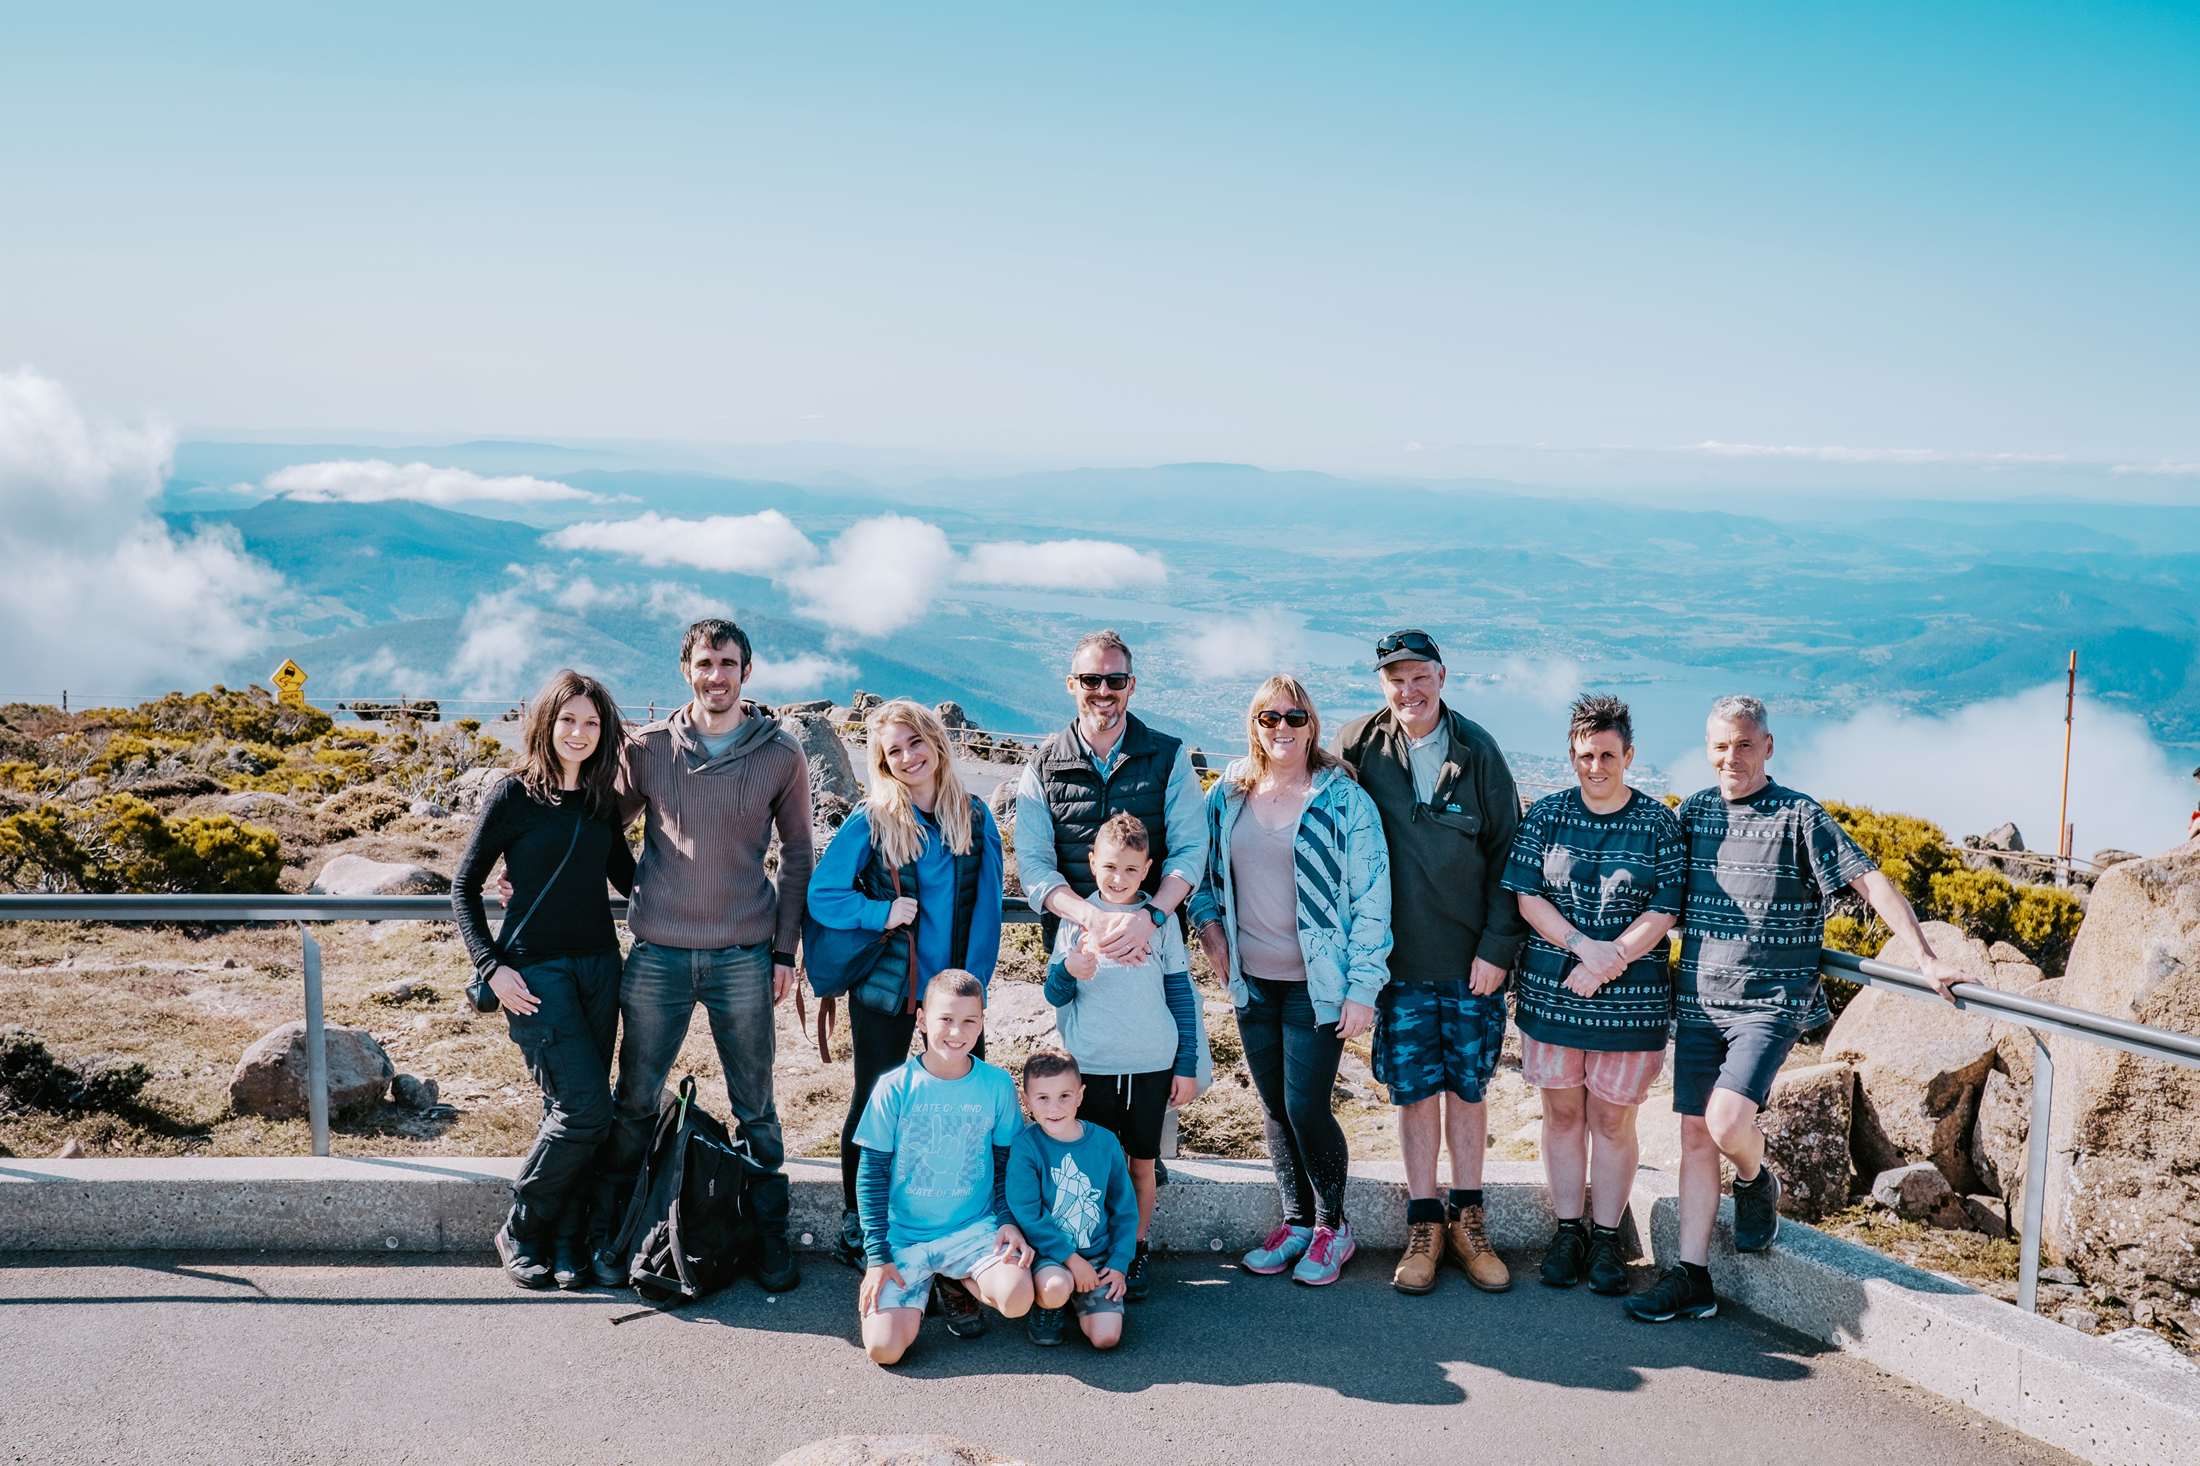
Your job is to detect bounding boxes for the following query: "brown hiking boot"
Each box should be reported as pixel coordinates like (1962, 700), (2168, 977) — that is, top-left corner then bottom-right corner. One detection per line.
(1392, 1220), (1443, 1295)
(1447, 1204), (1512, 1292)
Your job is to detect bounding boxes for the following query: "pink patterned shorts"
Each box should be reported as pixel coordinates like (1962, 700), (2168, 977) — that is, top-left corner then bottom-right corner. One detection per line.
(1519, 1036), (1665, 1107)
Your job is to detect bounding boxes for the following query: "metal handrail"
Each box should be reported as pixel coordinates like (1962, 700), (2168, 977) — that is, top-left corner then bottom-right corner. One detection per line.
(1817, 945), (2199, 1315)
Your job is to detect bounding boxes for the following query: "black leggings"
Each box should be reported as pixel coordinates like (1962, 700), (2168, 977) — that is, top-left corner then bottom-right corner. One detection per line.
(837, 999), (985, 1212)
(1238, 976), (1350, 1230)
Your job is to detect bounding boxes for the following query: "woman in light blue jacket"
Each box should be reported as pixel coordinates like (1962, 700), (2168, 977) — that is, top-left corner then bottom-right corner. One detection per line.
(1190, 675), (1392, 1286)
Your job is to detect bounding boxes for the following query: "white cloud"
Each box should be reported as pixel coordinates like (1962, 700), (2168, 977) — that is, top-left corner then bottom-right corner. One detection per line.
(320, 646), (433, 697)
(745, 652), (856, 698)
(1492, 656), (1584, 710)
(1183, 609), (1306, 680)
(2111, 461), (2200, 478)
(957, 540), (1167, 589)
(544, 510), (817, 574)
(1687, 441), (2064, 466)
(783, 515), (957, 636)
(1778, 684), (2191, 858)
(267, 459), (603, 505)
(0, 368), (284, 692)
(448, 588), (551, 699)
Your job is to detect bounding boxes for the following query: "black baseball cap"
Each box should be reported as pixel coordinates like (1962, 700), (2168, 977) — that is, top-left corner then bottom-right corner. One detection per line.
(1374, 628), (1443, 668)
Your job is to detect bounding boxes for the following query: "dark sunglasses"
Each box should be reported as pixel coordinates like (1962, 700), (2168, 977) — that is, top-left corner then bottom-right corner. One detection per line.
(1377, 629), (1440, 656)
(1071, 672), (1132, 690)
(1255, 709), (1311, 728)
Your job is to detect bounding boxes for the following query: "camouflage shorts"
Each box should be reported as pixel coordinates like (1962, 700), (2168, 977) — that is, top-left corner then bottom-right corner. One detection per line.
(1372, 983), (1507, 1106)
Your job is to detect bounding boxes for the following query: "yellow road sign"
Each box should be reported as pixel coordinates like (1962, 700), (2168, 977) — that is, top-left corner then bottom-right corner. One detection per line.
(270, 659), (308, 707)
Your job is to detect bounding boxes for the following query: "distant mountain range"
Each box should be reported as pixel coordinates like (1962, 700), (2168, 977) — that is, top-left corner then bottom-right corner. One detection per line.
(162, 443), (2200, 759)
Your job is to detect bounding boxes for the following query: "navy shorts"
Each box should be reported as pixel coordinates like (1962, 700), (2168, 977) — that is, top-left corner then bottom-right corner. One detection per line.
(1672, 1016), (1803, 1116)
(1372, 983), (1506, 1107)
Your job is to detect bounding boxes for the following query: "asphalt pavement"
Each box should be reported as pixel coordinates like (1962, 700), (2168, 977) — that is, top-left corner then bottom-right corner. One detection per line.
(1, 1249), (2075, 1465)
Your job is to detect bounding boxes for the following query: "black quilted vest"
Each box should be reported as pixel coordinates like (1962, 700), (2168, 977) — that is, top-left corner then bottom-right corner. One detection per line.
(1033, 713), (1181, 944)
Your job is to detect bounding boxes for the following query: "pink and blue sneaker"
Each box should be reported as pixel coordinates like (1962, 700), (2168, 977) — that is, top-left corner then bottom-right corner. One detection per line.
(1242, 1224), (1313, 1275)
(1291, 1223), (1355, 1286)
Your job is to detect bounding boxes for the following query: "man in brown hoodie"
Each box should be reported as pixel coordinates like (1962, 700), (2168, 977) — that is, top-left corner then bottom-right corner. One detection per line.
(604, 618), (815, 1291)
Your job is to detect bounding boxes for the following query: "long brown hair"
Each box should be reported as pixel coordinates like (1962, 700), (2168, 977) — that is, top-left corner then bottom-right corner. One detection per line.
(516, 669), (627, 818)
(864, 699), (974, 867)
(1231, 674), (1341, 792)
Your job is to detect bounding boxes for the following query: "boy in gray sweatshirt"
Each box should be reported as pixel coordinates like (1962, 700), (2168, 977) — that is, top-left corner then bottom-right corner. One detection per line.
(1044, 813), (1201, 1303)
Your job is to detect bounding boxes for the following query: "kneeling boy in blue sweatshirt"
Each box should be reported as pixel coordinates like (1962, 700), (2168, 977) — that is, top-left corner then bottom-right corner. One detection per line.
(1008, 1050), (1139, 1348)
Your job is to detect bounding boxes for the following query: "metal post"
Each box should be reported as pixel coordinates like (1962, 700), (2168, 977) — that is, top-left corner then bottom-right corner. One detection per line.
(300, 923), (330, 1157)
(2056, 650), (2076, 886)
(2017, 1032), (2053, 1314)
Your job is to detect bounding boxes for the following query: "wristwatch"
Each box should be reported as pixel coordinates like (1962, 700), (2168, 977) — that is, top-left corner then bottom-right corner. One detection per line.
(1147, 905), (1168, 927)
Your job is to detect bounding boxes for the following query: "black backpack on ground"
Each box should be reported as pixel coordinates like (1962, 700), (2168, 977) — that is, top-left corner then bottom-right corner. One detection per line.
(611, 1075), (767, 1307)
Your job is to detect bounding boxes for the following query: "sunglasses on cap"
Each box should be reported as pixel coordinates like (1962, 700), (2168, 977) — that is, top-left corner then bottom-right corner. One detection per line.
(1376, 629), (1441, 658)
(1255, 709), (1311, 728)
(1071, 672), (1132, 690)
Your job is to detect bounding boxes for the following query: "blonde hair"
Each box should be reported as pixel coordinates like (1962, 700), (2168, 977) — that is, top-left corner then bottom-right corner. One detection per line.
(864, 699), (974, 867)
(1232, 674), (1341, 792)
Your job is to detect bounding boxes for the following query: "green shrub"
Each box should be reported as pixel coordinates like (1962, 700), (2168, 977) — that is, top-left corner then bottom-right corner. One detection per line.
(1927, 867), (2017, 946)
(1825, 801), (1957, 910)
(2010, 886), (2085, 977)
(0, 1029), (152, 1113)
(161, 814), (284, 893)
(0, 806), (86, 890)
(0, 797), (281, 894)
(122, 685), (332, 748)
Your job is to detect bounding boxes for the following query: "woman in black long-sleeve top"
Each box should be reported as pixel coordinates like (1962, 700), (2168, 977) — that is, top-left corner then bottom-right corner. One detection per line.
(453, 669), (633, 1290)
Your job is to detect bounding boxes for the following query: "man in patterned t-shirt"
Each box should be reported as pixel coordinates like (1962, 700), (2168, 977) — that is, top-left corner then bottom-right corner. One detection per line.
(1627, 695), (1960, 1325)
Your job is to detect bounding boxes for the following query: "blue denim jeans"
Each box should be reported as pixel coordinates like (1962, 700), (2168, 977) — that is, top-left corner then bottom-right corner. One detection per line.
(504, 951), (621, 1233)
(611, 939), (789, 1235)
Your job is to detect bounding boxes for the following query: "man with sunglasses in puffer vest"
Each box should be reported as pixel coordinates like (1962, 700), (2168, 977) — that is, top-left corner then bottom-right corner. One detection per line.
(1335, 629), (1529, 1298)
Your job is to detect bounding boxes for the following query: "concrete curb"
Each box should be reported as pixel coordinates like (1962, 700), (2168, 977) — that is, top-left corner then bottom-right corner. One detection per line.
(1644, 1190), (2200, 1466)
(9, 1155), (2194, 1465)
(0, 1155), (1641, 1259)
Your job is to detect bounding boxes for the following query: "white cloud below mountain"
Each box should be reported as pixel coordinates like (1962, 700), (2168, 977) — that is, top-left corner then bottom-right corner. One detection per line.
(267, 458), (606, 505)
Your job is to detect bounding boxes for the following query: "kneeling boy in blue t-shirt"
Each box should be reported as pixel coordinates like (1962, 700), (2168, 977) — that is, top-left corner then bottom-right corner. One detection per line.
(854, 969), (1034, 1366)
(1008, 1050), (1138, 1349)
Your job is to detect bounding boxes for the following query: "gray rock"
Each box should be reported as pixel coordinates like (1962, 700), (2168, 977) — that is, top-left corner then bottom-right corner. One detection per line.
(2055, 1305), (2103, 1334)
(787, 714), (861, 805)
(1757, 1061), (1855, 1220)
(2091, 849), (2141, 872)
(2044, 840), (2200, 1295)
(2100, 1326), (2200, 1375)
(2039, 1265), (2080, 1286)
(767, 1437), (1023, 1466)
(308, 853), (451, 896)
(407, 799), (451, 820)
(389, 1073), (441, 1110)
(217, 791), (298, 818)
(780, 699), (835, 716)
(984, 981), (1060, 1051)
(54, 1138), (84, 1158)
(1871, 1161), (1972, 1229)
(1963, 1194), (2010, 1238)
(447, 766), (508, 816)
(1971, 1067), (2031, 1212)
(229, 1021), (395, 1118)
(1827, 922), (2003, 1194)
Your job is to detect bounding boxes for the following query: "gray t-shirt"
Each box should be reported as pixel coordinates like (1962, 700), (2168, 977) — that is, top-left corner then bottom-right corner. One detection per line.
(695, 724), (743, 759)
(1229, 801), (1307, 981)
(1048, 898), (1192, 1074)
(1675, 781), (1876, 1030)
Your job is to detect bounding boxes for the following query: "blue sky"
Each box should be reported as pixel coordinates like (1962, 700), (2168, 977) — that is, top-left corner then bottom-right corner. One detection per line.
(3, 2), (2195, 480)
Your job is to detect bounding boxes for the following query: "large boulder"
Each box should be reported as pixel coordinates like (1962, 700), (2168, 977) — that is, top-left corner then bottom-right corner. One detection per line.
(787, 714), (861, 805)
(1871, 1161), (1972, 1230)
(1757, 1061), (1855, 1219)
(229, 1021), (394, 1118)
(2043, 841), (2200, 1299)
(447, 765), (509, 816)
(1972, 1067), (2030, 1210)
(1825, 922), (2006, 1194)
(308, 853), (450, 896)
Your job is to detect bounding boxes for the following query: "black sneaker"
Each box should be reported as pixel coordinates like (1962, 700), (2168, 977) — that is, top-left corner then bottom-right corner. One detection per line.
(756, 1234), (801, 1293)
(1585, 1225), (1630, 1296)
(932, 1275), (987, 1337)
(588, 1242), (625, 1289)
(831, 1209), (866, 1271)
(1026, 1303), (1068, 1347)
(552, 1234), (584, 1291)
(1539, 1219), (1588, 1288)
(1125, 1241), (1151, 1303)
(1733, 1168), (1781, 1252)
(494, 1221), (554, 1290)
(1625, 1264), (1718, 1322)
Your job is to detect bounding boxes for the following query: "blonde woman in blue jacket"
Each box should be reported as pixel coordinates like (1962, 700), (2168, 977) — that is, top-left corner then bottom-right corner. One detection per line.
(1190, 675), (1393, 1287)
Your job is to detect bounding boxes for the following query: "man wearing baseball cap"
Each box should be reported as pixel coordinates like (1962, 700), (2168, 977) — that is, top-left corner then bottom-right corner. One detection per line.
(1335, 630), (1528, 1296)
